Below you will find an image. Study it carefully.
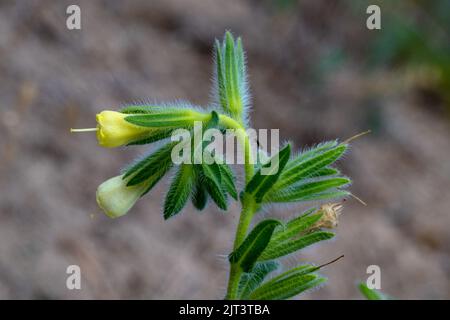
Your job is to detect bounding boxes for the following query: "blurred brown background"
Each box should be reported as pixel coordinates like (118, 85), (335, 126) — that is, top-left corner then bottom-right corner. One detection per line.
(0, 0), (449, 299)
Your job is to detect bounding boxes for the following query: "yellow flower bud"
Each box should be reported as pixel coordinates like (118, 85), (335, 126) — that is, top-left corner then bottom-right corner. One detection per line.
(95, 111), (153, 147)
(96, 175), (148, 218)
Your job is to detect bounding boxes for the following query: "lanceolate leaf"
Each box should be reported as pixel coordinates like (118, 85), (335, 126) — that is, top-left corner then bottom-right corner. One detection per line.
(205, 179), (228, 210)
(238, 261), (279, 299)
(164, 164), (194, 219)
(215, 40), (227, 112)
(126, 129), (175, 146)
(284, 140), (339, 171)
(225, 32), (241, 119)
(255, 264), (319, 293)
(259, 231), (335, 261)
(120, 105), (163, 114)
(245, 144), (291, 203)
(191, 168), (208, 211)
(229, 219), (282, 272)
(359, 283), (389, 300)
(219, 164), (238, 200)
(249, 273), (326, 300)
(276, 144), (347, 190)
(313, 167), (340, 177)
(267, 177), (351, 203)
(288, 189), (350, 202)
(125, 109), (202, 128)
(123, 142), (175, 186)
(271, 211), (323, 243)
(214, 32), (249, 123)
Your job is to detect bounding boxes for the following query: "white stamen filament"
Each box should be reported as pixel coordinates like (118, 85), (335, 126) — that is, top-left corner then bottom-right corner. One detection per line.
(70, 128), (98, 133)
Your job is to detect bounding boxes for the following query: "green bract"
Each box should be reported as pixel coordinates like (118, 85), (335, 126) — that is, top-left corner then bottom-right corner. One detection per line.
(75, 31), (359, 300)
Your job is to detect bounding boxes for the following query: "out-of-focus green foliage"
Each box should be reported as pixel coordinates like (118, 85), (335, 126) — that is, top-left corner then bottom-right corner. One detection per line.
(365, 1), (450, 107)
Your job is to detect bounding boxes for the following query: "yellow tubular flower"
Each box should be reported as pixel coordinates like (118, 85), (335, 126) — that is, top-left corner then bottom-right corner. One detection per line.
(95, 111), (153, 147)
(96, 175), (148, 218)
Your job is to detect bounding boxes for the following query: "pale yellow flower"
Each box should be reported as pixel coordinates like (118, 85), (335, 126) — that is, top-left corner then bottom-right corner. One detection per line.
(96, 175), (148, 218)
(95, 111), (153, 147)
(71, 111), (154, 147)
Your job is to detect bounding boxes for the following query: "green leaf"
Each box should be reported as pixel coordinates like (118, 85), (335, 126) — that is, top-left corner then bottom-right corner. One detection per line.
(202, 161), (222, 189)
(229, 219), (282, 272)
(120, 105), (164, 114)
(123, 142), (175, 186)
(235, 37), (245, 85)
(268, 177), (351, 203)
(214, 32), (248, 123)
(259, 231), (335, 261)
(276, 144), (347, 190)
(205, 180), (228, 210)
(245, 144), (291, 203)
(313, 167), (340, 177)
(225, 32), (241, 118)
(271, 211), (323, 243)
(201, 163), (228, 210)
(284, 140), (338, 171)
(358, 283), (389, 300)
(289, 189), (350, 202)
(191, 167), (208, 211)
(219, 164), (238, 200)
(238, 261), (279, 299)
(215, 40), (227, 112)
(126, 129), (174, 146)
(256, 264), (319, 289)
(163, 164), (194, 219)
(249, 272), (326, 300)
(125, 109), (201, 128)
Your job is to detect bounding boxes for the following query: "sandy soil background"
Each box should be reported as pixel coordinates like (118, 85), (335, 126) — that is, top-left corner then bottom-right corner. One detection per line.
(0, 0), (449, 299)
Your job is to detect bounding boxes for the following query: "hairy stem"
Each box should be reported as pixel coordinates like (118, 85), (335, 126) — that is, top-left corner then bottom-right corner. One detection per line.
(219, 113), (256, 299)
(218, 114), (254, 182)
(225, 194), (257, 299)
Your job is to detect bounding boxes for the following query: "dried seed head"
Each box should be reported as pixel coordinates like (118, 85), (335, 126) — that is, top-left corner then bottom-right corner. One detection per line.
(313, 202), (344, 229)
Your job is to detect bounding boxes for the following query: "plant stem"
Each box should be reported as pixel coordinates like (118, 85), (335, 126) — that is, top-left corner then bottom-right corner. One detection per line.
(225, 194), (257, 299)
(218, 114), (254, 182)
(216, 113), (257, 299)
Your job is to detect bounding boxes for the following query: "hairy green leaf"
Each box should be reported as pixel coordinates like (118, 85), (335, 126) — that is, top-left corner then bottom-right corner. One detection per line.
(191, 166), (208, 210)
(313, 167), (340, 177)
(120, 105), (165, 114)
(276, 144), (347, 190)
(257, 264), (319, 289)
(245, 144), (291, 203)
(268, 177), (351, 203)
(359, 283), (389, 300)
(249, 272), (326, 300)
(284, 140), (339, 171)
(123, 142), (175, 186)
(271, 211), (323, 243)
(215, 40), (227, 112)
(125, 109), (202, 128)
(219, 164), (238, 200)
(238, 261), (279, 299)
(164, 164), (194, 219)
(229, 219), (282, 272)
(259, 231), (335, 261)
(214, 31), (248, 123)
(126, 129), (175, 146)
